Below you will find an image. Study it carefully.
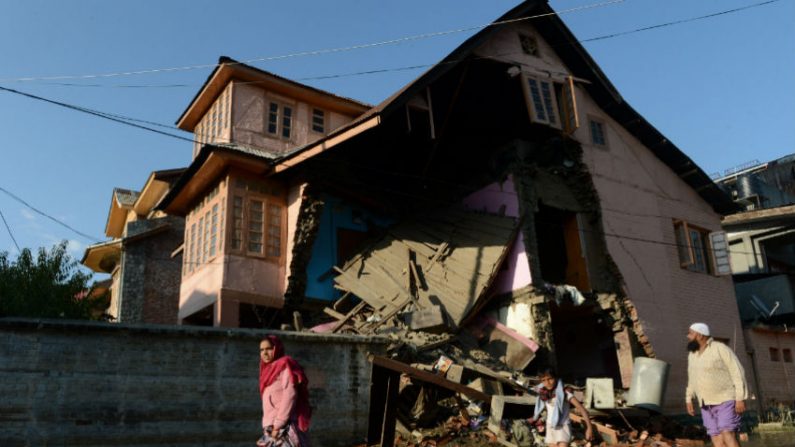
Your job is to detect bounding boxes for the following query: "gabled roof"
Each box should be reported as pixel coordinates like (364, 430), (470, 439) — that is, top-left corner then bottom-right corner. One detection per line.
(157, 142), (279, 215)
(269, 0), (736, 214)
(105, 188), (140, 238)
(176, 56), (371, 131)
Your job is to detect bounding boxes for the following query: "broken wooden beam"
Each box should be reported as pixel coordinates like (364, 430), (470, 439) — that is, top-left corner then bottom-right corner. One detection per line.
(331, 301), (368, 334)
(368, 355), (490, 403)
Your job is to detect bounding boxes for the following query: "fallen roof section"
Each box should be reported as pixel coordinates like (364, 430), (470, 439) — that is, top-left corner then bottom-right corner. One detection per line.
(333, 207), (518, 328)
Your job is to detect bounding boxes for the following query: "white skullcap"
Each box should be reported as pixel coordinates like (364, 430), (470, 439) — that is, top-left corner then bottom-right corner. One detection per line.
(689, 322), (710, 336)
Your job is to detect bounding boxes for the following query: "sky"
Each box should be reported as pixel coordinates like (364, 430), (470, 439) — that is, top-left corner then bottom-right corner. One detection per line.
(0, 0), (793, 264)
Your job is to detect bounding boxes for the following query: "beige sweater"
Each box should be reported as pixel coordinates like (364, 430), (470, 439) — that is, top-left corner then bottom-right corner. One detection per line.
(686, 338), (749, 406)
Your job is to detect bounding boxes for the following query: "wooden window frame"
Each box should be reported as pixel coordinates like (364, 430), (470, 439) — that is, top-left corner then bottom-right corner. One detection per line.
(226, 173), (286, 263)
(784, 348), (793, 363)
(521, 74), (579, 134)
(182, 180), (227, 278)
(266, 99), (295, 141)
(770, 347), (780, 362)
(311, 108), (326, 134)
(588, 116), (608, 148)
(673, 220), (722, 275)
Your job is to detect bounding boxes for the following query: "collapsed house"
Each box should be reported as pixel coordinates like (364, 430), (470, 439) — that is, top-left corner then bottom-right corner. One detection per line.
(155, 0), (750, 422)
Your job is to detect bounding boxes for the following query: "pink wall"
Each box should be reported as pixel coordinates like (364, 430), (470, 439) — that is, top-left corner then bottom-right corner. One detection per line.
(462, 176), (532, 294)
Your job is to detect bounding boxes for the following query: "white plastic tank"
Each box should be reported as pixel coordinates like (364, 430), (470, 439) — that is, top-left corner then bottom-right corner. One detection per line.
(627, 357), (670, 412)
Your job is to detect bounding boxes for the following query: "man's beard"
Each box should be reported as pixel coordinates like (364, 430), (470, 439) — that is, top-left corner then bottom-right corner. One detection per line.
(687, 340), (700, 352)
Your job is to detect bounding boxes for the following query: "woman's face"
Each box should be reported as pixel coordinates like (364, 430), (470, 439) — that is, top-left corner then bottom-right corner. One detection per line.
(260, 339), (276, 364)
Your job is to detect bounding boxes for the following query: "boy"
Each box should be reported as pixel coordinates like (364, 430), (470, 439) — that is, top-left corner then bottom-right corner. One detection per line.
(529, 368), (594, 447)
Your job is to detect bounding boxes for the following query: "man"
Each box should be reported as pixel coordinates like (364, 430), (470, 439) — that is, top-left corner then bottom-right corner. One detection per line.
(685, 322), (748, 447)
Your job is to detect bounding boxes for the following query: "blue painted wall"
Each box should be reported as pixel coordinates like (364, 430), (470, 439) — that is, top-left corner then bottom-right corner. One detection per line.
(305, 194), (392, 301)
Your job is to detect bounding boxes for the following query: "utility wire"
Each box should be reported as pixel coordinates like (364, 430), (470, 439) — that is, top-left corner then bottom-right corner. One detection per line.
(0, 0), (785, 88)
(0, 0), (626, 84)
(581, 0), (784, 43)
(0, 208), (21, 252)
(0, 186), (100, 243)
(0, 85), (196, 144)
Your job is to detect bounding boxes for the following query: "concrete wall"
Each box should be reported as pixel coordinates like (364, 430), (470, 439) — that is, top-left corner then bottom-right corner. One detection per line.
(476, 23), (749, 413)
(0, 318), (388, 447)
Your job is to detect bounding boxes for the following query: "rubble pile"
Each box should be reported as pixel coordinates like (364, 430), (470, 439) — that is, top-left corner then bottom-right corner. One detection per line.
(304, 208), (711, 446)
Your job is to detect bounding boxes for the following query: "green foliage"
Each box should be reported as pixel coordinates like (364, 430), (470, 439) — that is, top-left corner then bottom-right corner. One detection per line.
(0, 241), (97, 319)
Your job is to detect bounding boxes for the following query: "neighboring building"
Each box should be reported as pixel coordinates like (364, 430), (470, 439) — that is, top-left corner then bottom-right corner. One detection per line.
(743, 325), (795, 409)
(722, 204), (795, 408)
(159, 58), (370, 326)
(158, 1), (747, 413)
(82, 169), (185, 323)
(714, 155), (795, 211)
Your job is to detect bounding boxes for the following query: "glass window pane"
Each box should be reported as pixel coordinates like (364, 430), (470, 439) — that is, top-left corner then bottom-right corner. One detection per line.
(527, 79), (546, 122)
(540, 81), (556, 125)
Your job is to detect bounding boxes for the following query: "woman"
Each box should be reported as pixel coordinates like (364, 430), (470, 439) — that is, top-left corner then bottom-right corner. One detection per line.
(257, 335), (311, 447)
(529, 368), (593, 447)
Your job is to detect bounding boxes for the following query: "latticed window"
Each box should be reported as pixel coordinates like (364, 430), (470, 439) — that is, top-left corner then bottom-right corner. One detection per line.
(267, 204), (282, 257)
(229, 176), (285, 259)
(248, 199), (264, 254)
(183, 179), (227, 276)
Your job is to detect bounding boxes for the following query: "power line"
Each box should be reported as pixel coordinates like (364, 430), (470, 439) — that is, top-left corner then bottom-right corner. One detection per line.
(0, 0), (627, 84)
(0, 85), (196, 144)
(9, 0), (785, 93)
(0, 186), (100, 243)
(0, 208), (21, 253)
(581, 0), (784, 43)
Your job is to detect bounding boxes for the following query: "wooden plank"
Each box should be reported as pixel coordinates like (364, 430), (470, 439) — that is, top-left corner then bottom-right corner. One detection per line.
(368, 355), (491, 403)
(323, 307), (346, 320)
(330, 301), (368, 334)
(570, 413), (618, 445)
(332, 291), (352, 311)
(367, 364), (400, 446)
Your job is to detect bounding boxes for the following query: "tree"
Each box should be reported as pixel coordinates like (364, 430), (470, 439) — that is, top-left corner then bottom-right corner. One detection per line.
(0, 241), (98, 319)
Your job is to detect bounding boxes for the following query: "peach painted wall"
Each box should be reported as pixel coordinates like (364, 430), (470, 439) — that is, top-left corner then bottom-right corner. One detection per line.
(743, 329), (795, 407)
(222, 254), (285, 303)
(284, 182), (306, 288)
(476, 23), (748, 413)
(178, 259), (223, 320)
(231, 82), (357, 155)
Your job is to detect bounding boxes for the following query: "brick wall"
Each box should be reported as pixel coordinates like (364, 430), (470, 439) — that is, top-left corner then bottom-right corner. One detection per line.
(743, 328), (795, 409)
(0, 318), (388, 447)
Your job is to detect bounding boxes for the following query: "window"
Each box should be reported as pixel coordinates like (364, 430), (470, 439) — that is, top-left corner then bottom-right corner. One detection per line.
(229, 176), (285, 259)
(232, 196), (243, 250)
(589, 118), (607, 147)
(311, 108), (325, 133)
(673, 221), (731, 275)
(267, 101), (293, 139)
(521, 74), (579, 134)
(770, 347), (780, 362)
(784, 348), (793, 363)
(183, 180), (226, 276)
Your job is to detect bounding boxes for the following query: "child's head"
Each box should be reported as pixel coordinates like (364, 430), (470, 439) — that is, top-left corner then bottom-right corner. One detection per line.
(539, 367), (558, 390)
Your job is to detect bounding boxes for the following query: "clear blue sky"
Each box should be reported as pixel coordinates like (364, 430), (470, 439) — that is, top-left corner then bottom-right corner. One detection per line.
(0, 0), (793, 262)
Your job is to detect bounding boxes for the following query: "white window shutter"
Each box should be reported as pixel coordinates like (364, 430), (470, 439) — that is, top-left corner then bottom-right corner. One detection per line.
(709, 231), (732, 275)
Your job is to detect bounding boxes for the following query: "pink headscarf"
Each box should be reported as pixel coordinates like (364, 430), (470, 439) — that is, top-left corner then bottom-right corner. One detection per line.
(259, 335), (312, 432)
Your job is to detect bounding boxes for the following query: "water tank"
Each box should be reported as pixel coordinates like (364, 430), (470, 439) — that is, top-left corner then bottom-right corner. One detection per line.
(627, 357), (670, 412)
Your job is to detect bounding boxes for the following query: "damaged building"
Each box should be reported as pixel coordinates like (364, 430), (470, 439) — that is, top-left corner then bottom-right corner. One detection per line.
(155, 0), (748, 415)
